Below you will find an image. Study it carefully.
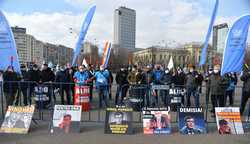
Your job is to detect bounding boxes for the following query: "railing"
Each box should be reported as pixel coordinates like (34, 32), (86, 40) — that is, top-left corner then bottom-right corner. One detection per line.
(0, 81), (249, 124)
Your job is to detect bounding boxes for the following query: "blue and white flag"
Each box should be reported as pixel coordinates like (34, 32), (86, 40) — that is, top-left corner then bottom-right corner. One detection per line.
(72, 5), (96, 66)
(0, 10), (21, 73)
(101, 41), (112, 68)
(199, 0), (219, 66)
(221, 15), (250, 76)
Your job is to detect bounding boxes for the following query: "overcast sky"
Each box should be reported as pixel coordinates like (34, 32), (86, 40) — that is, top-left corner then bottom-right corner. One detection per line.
(1, 0), (250, 49)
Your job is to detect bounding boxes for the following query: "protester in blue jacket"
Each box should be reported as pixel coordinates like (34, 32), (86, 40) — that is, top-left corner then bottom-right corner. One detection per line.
(73, 65), (90, 86)
(89, 65), (110, 108)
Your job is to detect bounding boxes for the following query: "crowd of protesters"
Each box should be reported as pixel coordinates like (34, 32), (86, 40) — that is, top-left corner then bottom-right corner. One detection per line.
(0, 62), (250, 116)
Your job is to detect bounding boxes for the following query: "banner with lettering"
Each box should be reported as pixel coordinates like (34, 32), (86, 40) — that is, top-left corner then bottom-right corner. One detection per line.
(178, 107), (206, 135)
(72, 5), (96, 66)
(0, 105), (35, 134)
(105, 107), (133, 134)
(215, 107), (244, 134)
(0, 10), (21, 73)
(221, 15), (250, 75)
(50, 105), (82, 134)
(143, 107), (171, 135)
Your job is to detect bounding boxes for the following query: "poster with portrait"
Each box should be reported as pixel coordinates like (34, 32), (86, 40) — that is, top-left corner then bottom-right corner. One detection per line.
(178, 107), (206, 135)
(143, 107), (171, 134)
(105, 107), (133, 134)
(50, 105), (82, 134)
(215, 107), (244, 134)
(0, 105), (35, 134)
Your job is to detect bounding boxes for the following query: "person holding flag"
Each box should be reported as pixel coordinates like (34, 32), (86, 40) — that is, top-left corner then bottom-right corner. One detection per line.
(209, 65), (229, 116)
(73, 65), (90, 86)
(3, 66), (19, 107)
(240, 67), (250, 115)
(185, 65), (200, 107)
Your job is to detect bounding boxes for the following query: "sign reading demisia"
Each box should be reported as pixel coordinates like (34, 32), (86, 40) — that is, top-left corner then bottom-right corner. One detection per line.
(0, 10), (21, 73)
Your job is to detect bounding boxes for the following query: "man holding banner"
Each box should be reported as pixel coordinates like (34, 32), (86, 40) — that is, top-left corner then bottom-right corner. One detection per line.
(209, 65), (229, 116)
(219, 15), (250, 115)
(240, 68), (250, 115)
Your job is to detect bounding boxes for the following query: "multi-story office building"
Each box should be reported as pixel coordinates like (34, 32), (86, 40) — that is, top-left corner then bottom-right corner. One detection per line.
(133, 42), (213, 69)
(184, 42), (212, 67)
(12, 26), (73, 67)
(11, 26), (27, 65)
(43, 43), (73, 67)
(78, 41), (98, 65)
(26, 34), (35, 63)
(58, 45), (73, 66)
(212, 23), (229, 66)
(34, 40), (44, 66)
(133, 46), (189, 68)
(113, 6), (136, 55)
(213, 23), (229, 54)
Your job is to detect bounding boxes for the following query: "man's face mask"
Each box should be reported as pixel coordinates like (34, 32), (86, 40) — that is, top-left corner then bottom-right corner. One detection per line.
(42, 65), (47, 70)
(189, 69), (194, 73)
(214, 69), (219, 73)
(79, 66), (85, 72)
(100, 67), (104, 71)
(7, 68), (13, 72)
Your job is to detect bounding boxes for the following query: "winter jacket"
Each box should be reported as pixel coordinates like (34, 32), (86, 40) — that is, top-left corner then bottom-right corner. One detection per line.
(160, 73), (172, 85)
(127, 71), (143, 84)
(27, 69), (41, 83)
(172, 72), (186, 87)
(185, 71), (199, 89)
(3, 71), (19, 92)
(115, 70), (129, 85)
(153, 70), (164, 84)
(241, 72), (250, 92)
(40, 68), (55, 83)
(209, 72), (229, 95)
(141, 71), (154, 85)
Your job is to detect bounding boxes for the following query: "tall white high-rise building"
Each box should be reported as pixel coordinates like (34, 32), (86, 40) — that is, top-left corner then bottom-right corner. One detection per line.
(113, 6), (136, 54)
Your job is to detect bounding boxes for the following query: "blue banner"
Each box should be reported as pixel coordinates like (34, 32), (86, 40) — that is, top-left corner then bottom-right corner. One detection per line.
(72, 5), (96, 66)
(221, 15), (250, 76)
(0, 10), (21, 73)
(199, 0), (219, 66)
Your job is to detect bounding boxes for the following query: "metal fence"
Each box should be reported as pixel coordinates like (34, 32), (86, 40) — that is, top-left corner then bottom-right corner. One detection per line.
(0, 81), (250, 124)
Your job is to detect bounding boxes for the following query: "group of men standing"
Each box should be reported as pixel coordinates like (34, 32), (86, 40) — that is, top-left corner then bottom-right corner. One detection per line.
(115, 63), (250, 116)
(1, 62), (250, 116)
